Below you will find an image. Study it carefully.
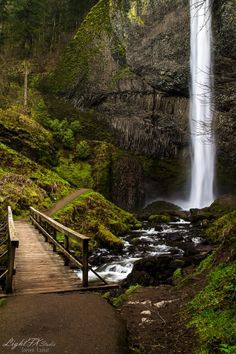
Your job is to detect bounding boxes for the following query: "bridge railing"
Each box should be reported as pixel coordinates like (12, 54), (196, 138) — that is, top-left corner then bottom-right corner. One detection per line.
(0, 206), (19, 293)
(30, 207), (93, 287)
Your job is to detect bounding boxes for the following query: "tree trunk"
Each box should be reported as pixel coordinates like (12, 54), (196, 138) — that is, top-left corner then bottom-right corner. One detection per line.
(24, 61), (29, 108)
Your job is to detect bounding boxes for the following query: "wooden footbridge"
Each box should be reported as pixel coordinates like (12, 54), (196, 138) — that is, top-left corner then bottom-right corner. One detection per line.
(0, 207), (115, 295)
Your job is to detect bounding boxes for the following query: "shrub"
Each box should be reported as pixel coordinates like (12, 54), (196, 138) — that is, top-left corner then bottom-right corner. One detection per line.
(70, 120), (81, 134)
(62, 129), (75, 149)
(76, 140), (90, 159)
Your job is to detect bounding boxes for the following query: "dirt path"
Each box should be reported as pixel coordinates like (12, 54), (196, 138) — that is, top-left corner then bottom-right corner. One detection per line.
(46, 189), (89, 216)
(119, 279), (205, 354)
(0, 292), (127, 354)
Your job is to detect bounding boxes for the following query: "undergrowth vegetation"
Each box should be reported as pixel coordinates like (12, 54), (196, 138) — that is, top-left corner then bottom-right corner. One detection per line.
(0, 143), (71, 218)
(188, 210), (236, 354)
(103, 284), (142, 308)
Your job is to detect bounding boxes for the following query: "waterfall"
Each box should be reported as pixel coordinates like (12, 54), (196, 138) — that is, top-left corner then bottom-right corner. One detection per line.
(188, 0), (215, 209)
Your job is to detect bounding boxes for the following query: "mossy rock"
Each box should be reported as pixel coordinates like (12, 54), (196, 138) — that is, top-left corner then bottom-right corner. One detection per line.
(97, 224), (123, 250)
(141, 201), (182, 220)
(208, 195), (236, 214)
(148, 214), (171, 223)
(190, 195), (236, 224)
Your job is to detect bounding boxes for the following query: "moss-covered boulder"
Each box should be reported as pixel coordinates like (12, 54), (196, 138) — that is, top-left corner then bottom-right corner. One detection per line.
(53, 190), (139, 250)
(148, 214), (171, 224)
(141, 200), (185, 221)
(189, 195), (236, 225)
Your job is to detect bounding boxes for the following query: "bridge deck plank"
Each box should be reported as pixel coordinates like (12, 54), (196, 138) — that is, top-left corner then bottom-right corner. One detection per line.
(14, 221), (81, 294)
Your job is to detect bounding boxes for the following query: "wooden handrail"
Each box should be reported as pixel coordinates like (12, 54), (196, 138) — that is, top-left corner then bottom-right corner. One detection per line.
(30, 207), (91, 287)
(30, 207), (89, 241)
(0, 207), (19, 293)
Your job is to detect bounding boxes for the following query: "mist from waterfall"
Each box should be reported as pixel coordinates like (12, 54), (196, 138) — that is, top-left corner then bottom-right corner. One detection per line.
(187, 0), (215, 209)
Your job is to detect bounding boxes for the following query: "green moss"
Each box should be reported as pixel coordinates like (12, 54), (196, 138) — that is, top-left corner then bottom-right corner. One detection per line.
(148, 214), (171, 223)
(50, 0), (111, 94)
(172, 268), (183, 285)
(189, 262), (236, 353)
(204, 211), (236, 244)
(207, 197), (236, 216)
(112, 284), (142, 307)
(97, 224), (123, 249)
(195, 254), (214, 275)
(0, 143), (72, 217)
(92, 142), (112, 197)
(53, 190), (138, 250)
(0, 299), (6, 307)
(187, 208), (236, 353)
(0, 105), (54, 164)
(54, 157), (93, 188)
(128, 2), (145, 26)
(76, 140), (90, 159)
(0, 174), (51, 218)
(110, 65), (133, 86)
(219, 344), (236, 354)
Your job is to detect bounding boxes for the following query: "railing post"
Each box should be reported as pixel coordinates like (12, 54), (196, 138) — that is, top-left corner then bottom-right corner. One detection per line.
(5, 207), (19, 294)
(82, 239), (88, 287)
(52, 228), (57, 252)
(5, 240), (18, 293)
(64, 235), (69, 266)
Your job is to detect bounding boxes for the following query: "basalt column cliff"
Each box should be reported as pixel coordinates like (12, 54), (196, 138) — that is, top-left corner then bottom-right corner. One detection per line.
(51, 0), (236, 199)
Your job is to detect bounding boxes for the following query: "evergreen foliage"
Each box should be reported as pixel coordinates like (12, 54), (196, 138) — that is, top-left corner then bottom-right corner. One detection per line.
(0, 0), (98, 57)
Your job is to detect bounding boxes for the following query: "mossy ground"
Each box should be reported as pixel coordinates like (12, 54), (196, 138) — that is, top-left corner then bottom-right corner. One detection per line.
(186, 210), (236, 354)
(54, 157), (93, 188)
(0, 142), (71, 219)
(53, 190), (139, 250)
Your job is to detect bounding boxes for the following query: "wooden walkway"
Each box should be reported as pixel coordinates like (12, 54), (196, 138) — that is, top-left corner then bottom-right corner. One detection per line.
(14, 221), (81, 295)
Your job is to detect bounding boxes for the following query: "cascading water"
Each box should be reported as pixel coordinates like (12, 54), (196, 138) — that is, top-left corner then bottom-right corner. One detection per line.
(188, 0), (215, 209)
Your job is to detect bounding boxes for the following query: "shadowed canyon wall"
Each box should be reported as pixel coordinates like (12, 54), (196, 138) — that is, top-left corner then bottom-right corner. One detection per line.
(50, 0), (236, 205)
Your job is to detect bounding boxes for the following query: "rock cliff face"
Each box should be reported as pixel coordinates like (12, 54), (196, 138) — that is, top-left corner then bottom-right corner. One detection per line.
(52, 0), (190, 158)
(50, 0), (236, 202)
(52, 0), (235, 162)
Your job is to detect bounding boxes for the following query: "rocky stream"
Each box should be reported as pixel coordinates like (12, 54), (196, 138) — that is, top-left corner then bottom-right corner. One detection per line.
(76, 217), (211, 286)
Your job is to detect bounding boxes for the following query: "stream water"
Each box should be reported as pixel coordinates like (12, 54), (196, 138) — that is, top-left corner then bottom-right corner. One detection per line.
(76, 219), (204, 283)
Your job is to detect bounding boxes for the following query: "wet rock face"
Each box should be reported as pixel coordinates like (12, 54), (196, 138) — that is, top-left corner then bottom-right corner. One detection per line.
(58, 0), (235, 162)
(101, 0), (190, 157)
(110, 0), (190, 94)
(213, 0), (236, 162)
(100, 93), (189, 157)
(111, 156), (145, 210)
